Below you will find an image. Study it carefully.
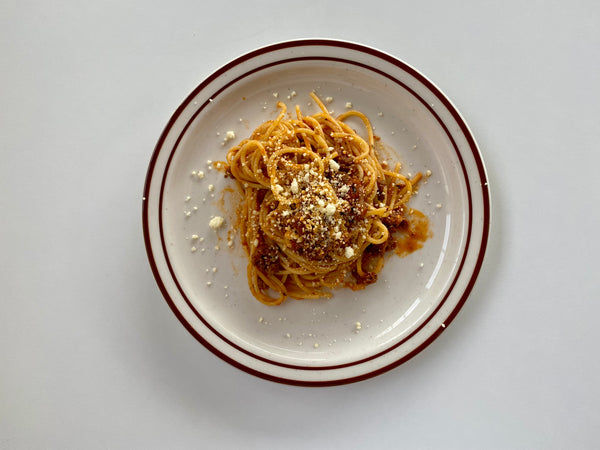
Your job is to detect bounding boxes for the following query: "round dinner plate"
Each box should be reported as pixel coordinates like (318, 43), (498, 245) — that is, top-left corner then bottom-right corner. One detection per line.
(143, 39), (490, 386)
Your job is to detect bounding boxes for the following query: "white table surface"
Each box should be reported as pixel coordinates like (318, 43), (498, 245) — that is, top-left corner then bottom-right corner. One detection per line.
(2, 1), (599, 448)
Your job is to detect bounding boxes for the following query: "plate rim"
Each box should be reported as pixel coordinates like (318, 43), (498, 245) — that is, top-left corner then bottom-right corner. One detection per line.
(142, 38), (491, 386)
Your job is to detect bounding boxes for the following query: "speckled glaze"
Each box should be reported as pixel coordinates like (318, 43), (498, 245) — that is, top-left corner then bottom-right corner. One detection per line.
(143, 39), (490, 386)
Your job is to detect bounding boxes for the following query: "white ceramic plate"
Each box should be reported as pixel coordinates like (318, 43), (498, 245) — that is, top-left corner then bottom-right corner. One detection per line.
(143, 39), (490, 386)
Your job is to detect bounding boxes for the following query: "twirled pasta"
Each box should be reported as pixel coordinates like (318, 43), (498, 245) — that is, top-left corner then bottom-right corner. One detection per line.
(221, 92), (427, 305)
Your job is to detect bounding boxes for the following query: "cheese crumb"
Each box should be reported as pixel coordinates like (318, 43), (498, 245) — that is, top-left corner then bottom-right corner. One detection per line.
(324, 203), (336, 216)
(273, 184), (284, 194)
(208, 184), (215, 192)
(325, 96), (333, 103)
(345, 102), (353, 109)
(191, 234), (199, 240)
(290, 178), (299, 194)
(197, 171), (205, 179)
(209, 216), (225, 229)
(329, 159), (340, 171)
(355, 321), (362, 331)
(225, 130), (235, 140)
(345, 247), (355, 258)
(426, 169), (432, 177)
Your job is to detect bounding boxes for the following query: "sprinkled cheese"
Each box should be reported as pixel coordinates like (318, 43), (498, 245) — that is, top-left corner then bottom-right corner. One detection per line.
(345, 247), (355, 258)
(209, 216), (225, 229)
(329, 159), (340, 171)
(345, 102), (353, 109)
(273, 184), (284, 194)
(324, 203), (336, 216)
(225, 130), (235, 140)
(290, 178), (299, 194)
(325, 96), (333, 103)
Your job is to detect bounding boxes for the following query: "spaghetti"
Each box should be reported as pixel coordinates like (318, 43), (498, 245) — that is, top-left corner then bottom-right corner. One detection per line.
(221, 92), (428, 305)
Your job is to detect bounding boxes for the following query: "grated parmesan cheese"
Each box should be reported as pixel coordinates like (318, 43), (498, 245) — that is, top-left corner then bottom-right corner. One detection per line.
(290, 178), (299, 194)
(324, 203), (336, 216)
(209, 216), (225, 229)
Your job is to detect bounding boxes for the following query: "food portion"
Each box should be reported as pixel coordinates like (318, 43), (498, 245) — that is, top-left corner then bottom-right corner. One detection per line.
(220, 92), (429, 305)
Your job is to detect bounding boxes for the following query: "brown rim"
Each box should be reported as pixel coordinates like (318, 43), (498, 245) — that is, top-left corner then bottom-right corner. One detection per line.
(143, 39), (490, 386)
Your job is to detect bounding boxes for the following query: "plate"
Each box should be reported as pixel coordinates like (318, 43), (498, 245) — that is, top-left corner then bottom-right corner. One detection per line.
(143, 39), (490, 386)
